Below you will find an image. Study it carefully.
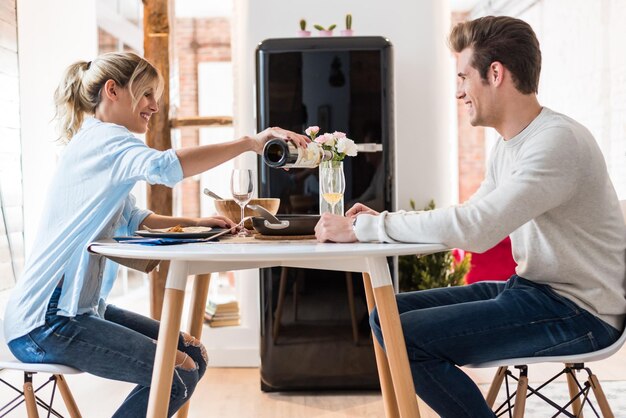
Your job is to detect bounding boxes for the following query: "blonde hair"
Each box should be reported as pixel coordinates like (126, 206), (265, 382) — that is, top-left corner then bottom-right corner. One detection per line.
(53, 52), (163, 142)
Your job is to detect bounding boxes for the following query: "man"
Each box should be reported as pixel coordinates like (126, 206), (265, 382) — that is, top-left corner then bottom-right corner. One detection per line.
(314, 15), (626, 418)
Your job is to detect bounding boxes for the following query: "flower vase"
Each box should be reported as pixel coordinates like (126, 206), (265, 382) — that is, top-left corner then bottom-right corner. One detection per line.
(319, 160), (345, 216)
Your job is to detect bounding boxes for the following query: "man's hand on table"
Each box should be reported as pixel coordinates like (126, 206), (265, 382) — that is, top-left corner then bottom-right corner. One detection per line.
(315, 203), (380, 243)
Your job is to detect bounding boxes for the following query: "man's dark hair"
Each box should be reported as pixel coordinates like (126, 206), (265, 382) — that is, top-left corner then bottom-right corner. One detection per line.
(449, 16), (541, 94)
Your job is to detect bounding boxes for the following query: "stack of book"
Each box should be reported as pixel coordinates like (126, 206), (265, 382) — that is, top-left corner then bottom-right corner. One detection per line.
(204, 299), (241, 328)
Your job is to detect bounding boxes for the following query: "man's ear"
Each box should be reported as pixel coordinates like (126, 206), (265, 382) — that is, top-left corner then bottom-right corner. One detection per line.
(101, 79), (119, 101)
(489, 61), (505, 87)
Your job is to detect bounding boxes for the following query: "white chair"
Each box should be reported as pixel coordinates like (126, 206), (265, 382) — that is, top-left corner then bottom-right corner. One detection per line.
(467, 329), (626, 417)
(0, 319), (82, 417)
(468, 201), (626, 418)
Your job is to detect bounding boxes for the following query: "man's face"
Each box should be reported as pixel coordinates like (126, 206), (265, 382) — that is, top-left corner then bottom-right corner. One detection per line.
(456, 48), (493, 127)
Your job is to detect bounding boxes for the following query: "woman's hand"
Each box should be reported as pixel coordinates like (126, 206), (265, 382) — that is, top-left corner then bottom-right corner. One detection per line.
(249, 127), (310, 154)
(345, 203), (379, 218)
(195, 215), (237, 230)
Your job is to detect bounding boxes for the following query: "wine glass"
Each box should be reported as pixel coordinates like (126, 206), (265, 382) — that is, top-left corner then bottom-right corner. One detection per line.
(230, 169), (254, 237)
(320, 164), (345, 215)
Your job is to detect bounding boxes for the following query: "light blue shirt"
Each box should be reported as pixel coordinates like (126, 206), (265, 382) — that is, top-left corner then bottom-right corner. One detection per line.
(4, 117), (183, 343)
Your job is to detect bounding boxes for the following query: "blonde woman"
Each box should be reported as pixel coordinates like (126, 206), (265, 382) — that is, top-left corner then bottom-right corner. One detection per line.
(3, 52), (308, 417)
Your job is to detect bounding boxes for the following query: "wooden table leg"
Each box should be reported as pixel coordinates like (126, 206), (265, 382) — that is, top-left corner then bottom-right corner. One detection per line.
(147, 261), (189, 418)
(363, 272), (400, 418)
(367, 257), (421, 418)
(175, 273), (212, 418)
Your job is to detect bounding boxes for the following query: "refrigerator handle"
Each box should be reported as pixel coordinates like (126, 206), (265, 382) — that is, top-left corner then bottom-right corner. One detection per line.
(355, 143), (383, 153)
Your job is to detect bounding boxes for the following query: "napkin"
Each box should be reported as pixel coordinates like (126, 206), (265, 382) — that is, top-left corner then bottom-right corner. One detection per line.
(113, 236), (210, 246)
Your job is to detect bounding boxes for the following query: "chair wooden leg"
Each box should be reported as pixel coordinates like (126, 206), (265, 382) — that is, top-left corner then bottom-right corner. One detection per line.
(55, 374), (82, 418)
(513, 369), (528, 418)
(23, 372), (39, 418)
(566, 367), (584, 418)
(175, 273), (212, 418)
(345, 272), (359, 344)
(272, 267), (289, 342)
(486, 366), (507, 408)
(589, 374), (615, 418)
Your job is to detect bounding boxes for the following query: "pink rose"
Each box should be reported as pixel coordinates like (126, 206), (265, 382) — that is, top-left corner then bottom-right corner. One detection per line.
(305, 126), (320, 137)
(332, 131), (347, 139)
(315, 133), (335, 146)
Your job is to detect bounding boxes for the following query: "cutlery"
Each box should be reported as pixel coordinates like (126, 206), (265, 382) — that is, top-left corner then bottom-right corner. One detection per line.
(203, 188), (225, 200)
(246, 204), (286, 225)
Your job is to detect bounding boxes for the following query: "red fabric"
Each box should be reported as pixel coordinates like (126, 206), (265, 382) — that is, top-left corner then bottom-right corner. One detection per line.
(454, 237), (517, 284)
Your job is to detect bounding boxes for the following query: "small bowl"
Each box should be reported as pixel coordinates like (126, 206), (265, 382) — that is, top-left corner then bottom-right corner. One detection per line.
(214, 198), (280, 229)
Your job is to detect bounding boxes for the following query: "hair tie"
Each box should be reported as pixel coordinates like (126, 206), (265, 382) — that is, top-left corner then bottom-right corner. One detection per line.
(86, 61), (92, 69)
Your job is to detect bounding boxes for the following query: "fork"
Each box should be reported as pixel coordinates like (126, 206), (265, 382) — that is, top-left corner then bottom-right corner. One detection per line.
(200, 216), (255, 242)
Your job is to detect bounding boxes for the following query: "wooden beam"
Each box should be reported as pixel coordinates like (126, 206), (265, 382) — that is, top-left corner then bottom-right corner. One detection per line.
(170, 115), (233, 128)
(144, 0), (172, 321)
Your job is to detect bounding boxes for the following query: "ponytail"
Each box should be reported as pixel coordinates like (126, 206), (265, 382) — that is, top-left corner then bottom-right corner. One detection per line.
(53, 52), (163, 143)
(53, 61), (92, 143)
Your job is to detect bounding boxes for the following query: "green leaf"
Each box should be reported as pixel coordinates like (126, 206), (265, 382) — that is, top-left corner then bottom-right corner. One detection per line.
(300, 19), (307, 30)
(328, 24), (337, 31)
(314, 24), (325, 31)
(398, 199), (470, 292)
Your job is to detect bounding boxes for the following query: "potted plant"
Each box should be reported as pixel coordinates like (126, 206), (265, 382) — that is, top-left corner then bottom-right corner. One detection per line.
(341, 14), (354, 36)
(399, 200), (471, 292)
(314, 24), (336, 37)
(297, 18), (311, 37)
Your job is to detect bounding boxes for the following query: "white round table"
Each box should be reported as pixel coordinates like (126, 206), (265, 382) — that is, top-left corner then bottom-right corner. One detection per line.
(90, 240), (446, 418)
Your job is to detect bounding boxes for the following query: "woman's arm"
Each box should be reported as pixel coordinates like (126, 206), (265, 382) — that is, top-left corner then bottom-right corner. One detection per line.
(176, 127), (309, 178)
(141, 213), (237, 230)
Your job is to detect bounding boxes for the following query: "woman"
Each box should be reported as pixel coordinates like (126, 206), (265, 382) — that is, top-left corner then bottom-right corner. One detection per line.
(3, 52), (308, 417)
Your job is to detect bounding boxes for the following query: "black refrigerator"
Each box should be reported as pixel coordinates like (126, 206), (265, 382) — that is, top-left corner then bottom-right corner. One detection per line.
(256, 36), (394, 391)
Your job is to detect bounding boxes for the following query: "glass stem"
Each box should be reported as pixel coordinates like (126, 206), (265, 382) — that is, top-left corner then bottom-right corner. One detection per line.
(240, 205), (245, 228)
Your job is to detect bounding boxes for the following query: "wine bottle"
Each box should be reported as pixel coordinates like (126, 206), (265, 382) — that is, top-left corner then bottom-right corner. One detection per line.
(262, 138), (333, 168)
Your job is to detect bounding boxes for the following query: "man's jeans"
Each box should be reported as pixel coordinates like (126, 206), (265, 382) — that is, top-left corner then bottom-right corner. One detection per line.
(370, 275), (621, 418)
(8, 287), (208, 418)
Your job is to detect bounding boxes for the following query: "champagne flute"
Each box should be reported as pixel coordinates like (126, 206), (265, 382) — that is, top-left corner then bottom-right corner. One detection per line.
(320, 165), (345, 215)
(231, 169), (254, 237)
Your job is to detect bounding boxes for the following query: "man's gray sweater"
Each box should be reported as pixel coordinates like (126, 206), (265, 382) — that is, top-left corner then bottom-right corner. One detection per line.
(356, 107), (626, 330)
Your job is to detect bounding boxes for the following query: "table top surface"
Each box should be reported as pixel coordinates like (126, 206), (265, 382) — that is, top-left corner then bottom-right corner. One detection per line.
(89, 239), (447, 262)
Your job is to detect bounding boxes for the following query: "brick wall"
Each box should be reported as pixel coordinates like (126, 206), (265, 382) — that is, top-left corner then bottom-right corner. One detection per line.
(452, 12), (486, 203)
(98, 28), (118, 53)
(174, 17), (231, 218)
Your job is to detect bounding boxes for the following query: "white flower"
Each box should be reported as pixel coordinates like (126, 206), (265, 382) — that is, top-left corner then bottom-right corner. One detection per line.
(336, 137), (358, 157)
(344, 139), (358, 157)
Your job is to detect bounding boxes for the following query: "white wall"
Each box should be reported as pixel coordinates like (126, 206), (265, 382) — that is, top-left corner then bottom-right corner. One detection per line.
(471, 0), (626, 200)
(233, 0), (455, 210)
(18, 0), (98, 255)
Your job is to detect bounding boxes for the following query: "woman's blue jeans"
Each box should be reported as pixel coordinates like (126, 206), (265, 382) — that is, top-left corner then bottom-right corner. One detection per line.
(370, 275), (621, 418)
(8, 287), (208, 418)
